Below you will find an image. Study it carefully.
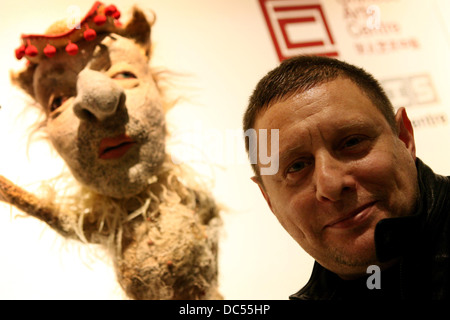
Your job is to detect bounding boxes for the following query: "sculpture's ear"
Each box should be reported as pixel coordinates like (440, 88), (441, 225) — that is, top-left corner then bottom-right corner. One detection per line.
(10, 63), (37, 99)
(120, 6), (153, 59)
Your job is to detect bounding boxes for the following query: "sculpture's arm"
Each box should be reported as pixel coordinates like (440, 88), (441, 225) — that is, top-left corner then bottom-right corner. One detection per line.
(0, 175), (67, 236)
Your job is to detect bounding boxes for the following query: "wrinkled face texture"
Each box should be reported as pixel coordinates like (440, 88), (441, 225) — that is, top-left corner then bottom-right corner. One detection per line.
(33, 35), (166, 198)
(254, 77), (419, 279)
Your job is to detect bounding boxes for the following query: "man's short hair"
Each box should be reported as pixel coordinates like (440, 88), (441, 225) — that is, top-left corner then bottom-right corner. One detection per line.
(243, 55), (396, 177)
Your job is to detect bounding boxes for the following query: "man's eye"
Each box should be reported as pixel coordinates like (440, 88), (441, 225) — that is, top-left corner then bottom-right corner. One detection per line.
(343, 136), (364, 148)
(340, 135), (374, 157)
(287, 161), (310, 174)
(49, 96), (68, 112)
(342, 136), (367, 148)
(112, 71), (137, 80)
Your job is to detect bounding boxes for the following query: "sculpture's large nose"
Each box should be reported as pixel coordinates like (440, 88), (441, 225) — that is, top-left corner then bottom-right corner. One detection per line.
(73, 69), (125, 121)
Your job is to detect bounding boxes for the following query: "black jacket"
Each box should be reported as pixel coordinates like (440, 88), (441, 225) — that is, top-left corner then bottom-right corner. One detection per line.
(290, 159), (450, 300)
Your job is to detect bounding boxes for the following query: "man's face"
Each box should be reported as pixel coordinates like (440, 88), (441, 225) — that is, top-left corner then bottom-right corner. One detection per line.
(254, 77), (418, 278)
(33, 35), (166, 198)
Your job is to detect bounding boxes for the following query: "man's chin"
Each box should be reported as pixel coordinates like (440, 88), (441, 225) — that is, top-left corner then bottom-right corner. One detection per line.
(321, 230), (379, 278)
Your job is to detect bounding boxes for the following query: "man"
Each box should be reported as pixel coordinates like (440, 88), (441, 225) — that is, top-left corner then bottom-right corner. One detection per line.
(244, 55), (450, 299)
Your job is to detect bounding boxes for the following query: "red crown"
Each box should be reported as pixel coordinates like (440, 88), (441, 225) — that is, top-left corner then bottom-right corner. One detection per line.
(15, 2), (122, 63)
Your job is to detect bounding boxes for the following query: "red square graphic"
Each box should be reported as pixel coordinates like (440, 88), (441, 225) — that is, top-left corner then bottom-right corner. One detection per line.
(259, 0), (338, 61)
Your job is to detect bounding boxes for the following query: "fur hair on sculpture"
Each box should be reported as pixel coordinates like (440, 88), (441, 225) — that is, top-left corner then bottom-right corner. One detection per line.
(2, 1), (222, 300)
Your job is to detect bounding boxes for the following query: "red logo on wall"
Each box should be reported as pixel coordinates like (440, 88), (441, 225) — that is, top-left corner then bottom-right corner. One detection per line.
(259, 0), (338, 61)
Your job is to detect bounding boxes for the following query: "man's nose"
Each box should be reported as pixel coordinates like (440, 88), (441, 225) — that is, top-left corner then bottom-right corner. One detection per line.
(73, 69), (125, 121)
(314, 152), (355, 202)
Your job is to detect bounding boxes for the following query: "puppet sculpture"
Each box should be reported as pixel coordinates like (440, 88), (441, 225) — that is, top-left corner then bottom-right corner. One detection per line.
(0, 2), (222, 300)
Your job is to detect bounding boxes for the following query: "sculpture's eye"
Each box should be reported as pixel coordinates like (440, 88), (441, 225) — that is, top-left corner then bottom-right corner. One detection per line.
(112, 71), (137, 80)
(49, 95), (69, 112)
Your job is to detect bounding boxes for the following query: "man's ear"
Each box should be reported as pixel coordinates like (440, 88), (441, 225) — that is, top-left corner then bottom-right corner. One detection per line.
(395, 107), (416, 159)
(251, 176), (274, 213)
(120, 6), (153, 59)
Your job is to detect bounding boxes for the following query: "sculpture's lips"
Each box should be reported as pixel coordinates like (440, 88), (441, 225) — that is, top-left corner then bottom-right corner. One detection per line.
(99, 134), (136, 160)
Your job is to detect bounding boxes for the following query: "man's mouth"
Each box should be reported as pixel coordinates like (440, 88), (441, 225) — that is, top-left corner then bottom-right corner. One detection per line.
(324, 202), (377, 230)
(98, 134), (136, 160)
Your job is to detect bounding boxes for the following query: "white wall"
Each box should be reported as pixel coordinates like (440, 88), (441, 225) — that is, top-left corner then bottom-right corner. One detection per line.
(0, 0), (448, 299)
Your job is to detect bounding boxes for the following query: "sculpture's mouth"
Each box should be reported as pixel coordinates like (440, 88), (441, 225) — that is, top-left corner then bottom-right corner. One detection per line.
(99, 134), (136, 160)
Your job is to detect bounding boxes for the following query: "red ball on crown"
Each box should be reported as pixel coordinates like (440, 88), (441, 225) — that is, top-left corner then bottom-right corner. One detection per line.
(43, 44), (57, 58)
(14, 2), (122, 62)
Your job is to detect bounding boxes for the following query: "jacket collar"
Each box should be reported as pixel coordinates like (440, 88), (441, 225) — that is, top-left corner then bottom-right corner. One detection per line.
(375, 158), (450, 262)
